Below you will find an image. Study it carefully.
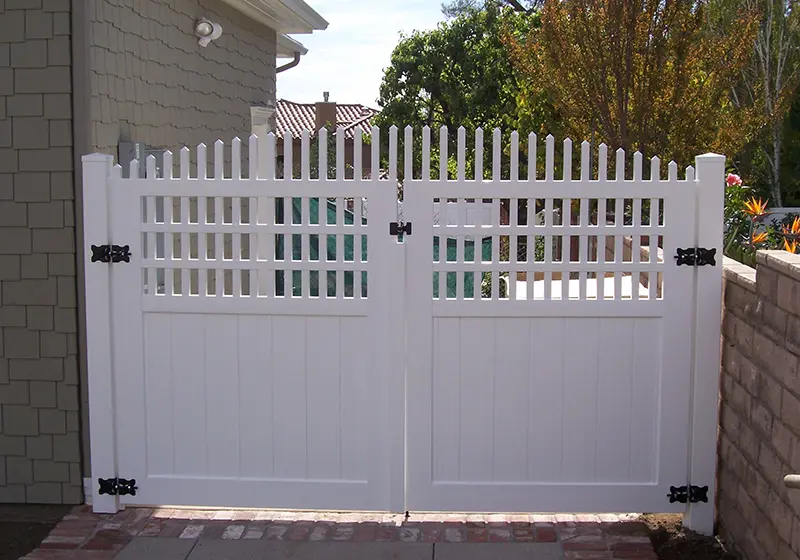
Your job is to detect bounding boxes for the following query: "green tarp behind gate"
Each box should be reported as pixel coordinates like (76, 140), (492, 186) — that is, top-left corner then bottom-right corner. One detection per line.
(275, 197), (492, 299)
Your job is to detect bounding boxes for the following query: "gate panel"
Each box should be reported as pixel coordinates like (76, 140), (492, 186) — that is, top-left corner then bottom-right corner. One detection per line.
(88, 132), (403, 512)
(405, 131), (699, 513)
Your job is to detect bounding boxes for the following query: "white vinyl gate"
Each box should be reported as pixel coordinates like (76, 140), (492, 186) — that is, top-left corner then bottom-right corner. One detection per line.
(83, 127), (723, 534)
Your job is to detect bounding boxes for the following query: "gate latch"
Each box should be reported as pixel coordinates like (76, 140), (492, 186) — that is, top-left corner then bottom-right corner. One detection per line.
(667, 485), (708, 504)
(98, 477), (138, 496)
(675, 247), (716, 267)
(91, 244), (131, 264)
(389, 222), (412, 237)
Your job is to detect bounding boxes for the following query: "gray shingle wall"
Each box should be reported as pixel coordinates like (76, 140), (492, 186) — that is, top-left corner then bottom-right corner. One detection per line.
(0, 0), (83, 504)
(88, 0), (277, 156)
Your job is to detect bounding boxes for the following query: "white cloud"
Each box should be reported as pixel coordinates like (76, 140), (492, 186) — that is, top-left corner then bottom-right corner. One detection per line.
(277, 0), (444, 106)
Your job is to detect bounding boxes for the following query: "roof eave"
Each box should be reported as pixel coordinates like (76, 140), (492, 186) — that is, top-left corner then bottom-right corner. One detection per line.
(218, 0), (328, 34)
(277, 34), (308, 58)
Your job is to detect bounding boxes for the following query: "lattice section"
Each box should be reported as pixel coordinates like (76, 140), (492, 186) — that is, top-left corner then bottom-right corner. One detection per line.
(140, 195), (369, 300)
(430, 196), (665, 301)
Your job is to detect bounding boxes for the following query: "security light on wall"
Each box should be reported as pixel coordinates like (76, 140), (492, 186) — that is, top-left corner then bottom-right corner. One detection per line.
(195, 18), (222, 47)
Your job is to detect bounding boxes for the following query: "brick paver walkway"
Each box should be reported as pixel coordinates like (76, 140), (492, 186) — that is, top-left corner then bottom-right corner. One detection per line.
(21, 506), (658, 559)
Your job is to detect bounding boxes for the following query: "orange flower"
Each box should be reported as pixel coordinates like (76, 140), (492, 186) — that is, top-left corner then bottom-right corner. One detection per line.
(784, 238), (798, 254)
(751, 231), (768, 244)
(743, 197), (769, 217)
(782, 216), (800, 236)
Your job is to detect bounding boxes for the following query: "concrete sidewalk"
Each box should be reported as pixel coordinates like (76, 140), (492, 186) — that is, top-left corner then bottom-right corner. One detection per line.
(115, 540), (564, 559)
(22, 507), (658, 559)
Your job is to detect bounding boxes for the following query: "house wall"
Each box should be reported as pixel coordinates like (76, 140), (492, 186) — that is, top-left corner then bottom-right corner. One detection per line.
(0, 0), (84, 503)
(88, 0), (277, 157)
(717, 251), (800, 559)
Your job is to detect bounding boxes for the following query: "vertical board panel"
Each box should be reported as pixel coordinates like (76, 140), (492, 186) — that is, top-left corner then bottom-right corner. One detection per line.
(560, 319), (599, 481)
(204, 315), (240, 477)
(493, 319), (530, 481)
(433, 318), (461, 482)
(527, 318), (564, 481)
(459, 318), (496, 481)
(595, 319), (634, 481)
(271, 316), (308, 478)
(340, 317), (369, 481)
(630, 318), (661, 482)
(306, 316), (342, 480)
(170, 314), (208, 475)
(237, 315), (274, 479)
(143, 314), (175, 475)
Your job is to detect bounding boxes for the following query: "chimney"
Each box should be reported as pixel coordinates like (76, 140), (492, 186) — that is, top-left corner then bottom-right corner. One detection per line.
(315, 91), (336, 132)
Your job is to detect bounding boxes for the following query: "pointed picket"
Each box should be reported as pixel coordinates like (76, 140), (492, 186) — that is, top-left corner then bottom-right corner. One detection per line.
(197, 143), (207, 179)
(457, 126), (466, 181)
(422, 126), (431, 181)
(372, 126), (381, 181)
(580, 140), (590, 181)
(248, 134), (258, 179)
(511, 131), (519, 181)
(528, 132), (537, 181)
(163, 150), (173, 179)
(668, 161), (678, 181)
(318, 128), (328, 180)
(265, 133), (276, 180)
(615, 148), (625, 181)
(354, 128), (363, 181)
(214, 139), (224, 179)
(633, 151), (643, 182)
(112, 164), (122, 178)
(439, 126), (448, 182)
(283, 132), (293, 180)
(180, 147), (190, 180)
(475, 128), (484, 181)
(563, 138), (572, 181)
(545, 134), (554, 181)
(146, 154), (157, 178)
(301, 130), (310, 180)
(336, 126), (345, 181)
(686, 165), (695, 181)
(129, 158), (139, 179)
(404, 126), (413, 181)
(598, 143), (608, 182)
(389, 126), (398, 182)
(492, 128), (501, 181)
(650, 156), (660, 182)
(232, 137), (242, 179)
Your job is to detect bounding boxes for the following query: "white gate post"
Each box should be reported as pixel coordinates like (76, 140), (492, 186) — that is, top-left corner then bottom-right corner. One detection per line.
(683, 153), (725, 535)
(81, 154), (121, 513)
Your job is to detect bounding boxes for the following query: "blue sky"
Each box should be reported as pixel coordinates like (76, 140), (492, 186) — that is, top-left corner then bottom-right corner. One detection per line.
(276, 0), (445, 108)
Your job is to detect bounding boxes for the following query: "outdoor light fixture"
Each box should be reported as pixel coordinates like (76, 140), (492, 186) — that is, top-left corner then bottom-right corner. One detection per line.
(195, 18), (222, 47)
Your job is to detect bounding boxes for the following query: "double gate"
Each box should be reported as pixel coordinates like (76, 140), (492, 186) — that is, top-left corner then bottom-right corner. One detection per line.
(83, 128), (723, 534)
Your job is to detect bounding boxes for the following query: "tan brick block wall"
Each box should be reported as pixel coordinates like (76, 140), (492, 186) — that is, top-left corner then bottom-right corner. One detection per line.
(718, 251), (800, 559)
(0, 0), (82, 504)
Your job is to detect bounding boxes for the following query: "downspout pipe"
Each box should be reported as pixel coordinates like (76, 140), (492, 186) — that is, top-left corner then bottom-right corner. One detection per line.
(277, 52), (302, 74)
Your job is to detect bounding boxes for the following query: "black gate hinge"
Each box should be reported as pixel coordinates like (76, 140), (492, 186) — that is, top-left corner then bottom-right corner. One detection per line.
(91, 244), (131, 264)
(98, 477), (138, 496)
(389, 221), (412, 236)
(675, 247), (716, 267)
(667, 485), (709, 504)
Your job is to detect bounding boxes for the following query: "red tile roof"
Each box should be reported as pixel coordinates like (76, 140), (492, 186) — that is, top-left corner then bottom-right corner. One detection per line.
(275, 99), (379, 139)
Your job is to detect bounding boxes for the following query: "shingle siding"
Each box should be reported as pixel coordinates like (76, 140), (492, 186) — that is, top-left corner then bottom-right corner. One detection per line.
(0, 0), (82, 503)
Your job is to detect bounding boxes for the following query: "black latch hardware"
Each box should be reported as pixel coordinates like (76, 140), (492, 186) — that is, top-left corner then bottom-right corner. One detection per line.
(390, 222), (412, 236)
(98, 477), (138, 496)
(667, 485), (708, 504)
(675, 248), (716, 267)
(91, 244), (131, 264)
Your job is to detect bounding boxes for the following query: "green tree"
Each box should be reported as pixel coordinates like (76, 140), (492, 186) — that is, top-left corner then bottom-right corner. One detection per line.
(375, 1), (554, 181)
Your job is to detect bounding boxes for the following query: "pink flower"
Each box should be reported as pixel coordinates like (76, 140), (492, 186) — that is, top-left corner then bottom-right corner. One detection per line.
(726, 173), (742, 188)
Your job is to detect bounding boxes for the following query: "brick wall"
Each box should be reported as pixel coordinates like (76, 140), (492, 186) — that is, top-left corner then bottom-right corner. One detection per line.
(88, 0), (277, 156)
(0, 0), (83, 503)
(718, 251), (800, 559)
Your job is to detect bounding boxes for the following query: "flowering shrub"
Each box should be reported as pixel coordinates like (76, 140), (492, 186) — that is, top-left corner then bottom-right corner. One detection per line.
(724, 172), (799, 265)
